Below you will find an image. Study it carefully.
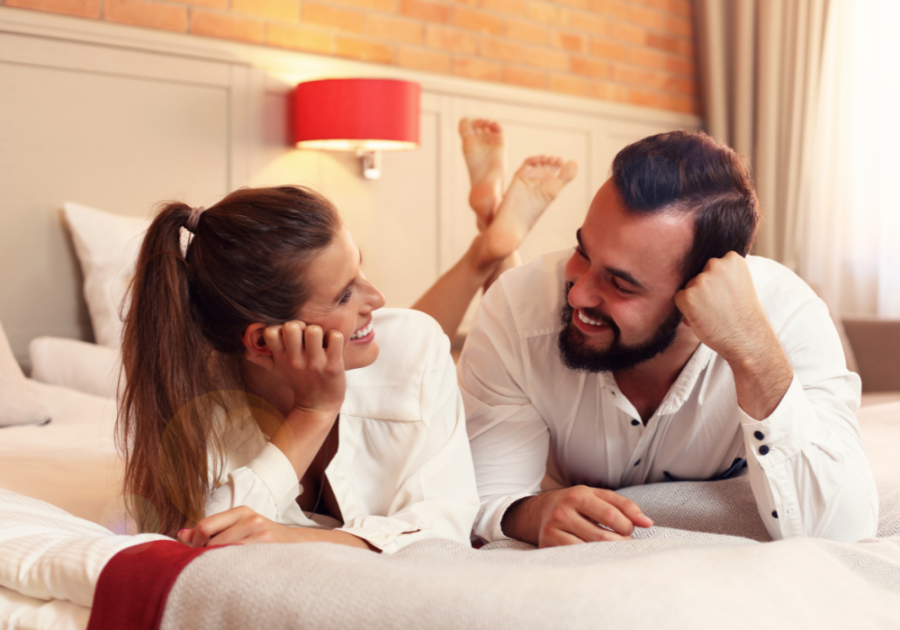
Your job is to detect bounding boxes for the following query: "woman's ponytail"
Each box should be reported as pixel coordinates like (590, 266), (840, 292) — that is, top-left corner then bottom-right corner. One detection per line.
(119, 202), (220, 536)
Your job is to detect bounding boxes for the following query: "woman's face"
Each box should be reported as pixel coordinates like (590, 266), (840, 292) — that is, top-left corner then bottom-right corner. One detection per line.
(298, 226), (385, 370)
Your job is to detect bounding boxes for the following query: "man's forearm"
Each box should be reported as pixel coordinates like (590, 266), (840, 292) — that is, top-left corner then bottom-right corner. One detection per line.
(729, 327), (794, 421)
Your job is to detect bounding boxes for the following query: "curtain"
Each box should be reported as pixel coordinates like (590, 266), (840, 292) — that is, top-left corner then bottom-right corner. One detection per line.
(797, 0), (900, 317)
(693, 0), (829, 267)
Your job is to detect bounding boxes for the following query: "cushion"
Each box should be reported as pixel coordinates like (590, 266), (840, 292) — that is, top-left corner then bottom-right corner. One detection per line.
(29, 336), (121, 400)
(63, 201), (150, 348)
(0, 320), (50, 427)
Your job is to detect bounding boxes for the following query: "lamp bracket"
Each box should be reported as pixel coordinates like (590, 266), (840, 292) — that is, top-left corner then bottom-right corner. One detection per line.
(357, 150), (381, 180)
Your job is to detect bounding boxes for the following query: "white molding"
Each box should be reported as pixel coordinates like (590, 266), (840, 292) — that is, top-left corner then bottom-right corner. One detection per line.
(0, 6), (702, 129)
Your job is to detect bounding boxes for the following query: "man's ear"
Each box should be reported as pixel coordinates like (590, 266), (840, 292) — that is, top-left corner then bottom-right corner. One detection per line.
(241, 323), (273, 358)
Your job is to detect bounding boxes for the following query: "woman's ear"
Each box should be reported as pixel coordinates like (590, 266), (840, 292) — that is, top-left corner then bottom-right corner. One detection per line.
(241, 323), (272, 358)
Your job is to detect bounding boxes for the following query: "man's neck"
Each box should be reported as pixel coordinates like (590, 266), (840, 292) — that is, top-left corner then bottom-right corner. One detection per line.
(613, 325), (701, 423)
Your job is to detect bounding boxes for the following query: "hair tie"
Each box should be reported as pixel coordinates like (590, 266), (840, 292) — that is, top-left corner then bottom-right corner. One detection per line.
(185, 206), (205, 233)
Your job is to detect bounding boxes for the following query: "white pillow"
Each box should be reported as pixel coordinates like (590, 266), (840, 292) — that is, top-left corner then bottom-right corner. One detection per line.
(63, 202), (150, 348)
(29, 337), (121, 400)
(0, 321), (50, 427)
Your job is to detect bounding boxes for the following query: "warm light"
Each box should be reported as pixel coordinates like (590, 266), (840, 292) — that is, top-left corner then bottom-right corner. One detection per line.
(293, 78), (420, 177)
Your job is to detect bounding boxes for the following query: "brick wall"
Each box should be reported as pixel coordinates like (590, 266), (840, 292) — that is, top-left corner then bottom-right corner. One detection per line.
(4, 0), (699, 114)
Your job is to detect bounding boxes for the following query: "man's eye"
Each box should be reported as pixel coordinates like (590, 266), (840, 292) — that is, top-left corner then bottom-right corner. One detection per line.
(612, 279), (633, 295)
(575, 246), (588, 260)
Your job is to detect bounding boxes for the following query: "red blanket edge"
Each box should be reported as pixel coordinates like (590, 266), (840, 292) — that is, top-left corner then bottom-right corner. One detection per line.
(87, 540), (214, 630)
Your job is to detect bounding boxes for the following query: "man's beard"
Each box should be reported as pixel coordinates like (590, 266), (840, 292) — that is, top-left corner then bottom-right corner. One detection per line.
(557, 282), (683, 373)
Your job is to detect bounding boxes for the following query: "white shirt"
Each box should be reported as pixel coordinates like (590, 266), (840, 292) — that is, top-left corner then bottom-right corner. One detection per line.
(459, 250), (879, 544)
(205, 308), (480, 554)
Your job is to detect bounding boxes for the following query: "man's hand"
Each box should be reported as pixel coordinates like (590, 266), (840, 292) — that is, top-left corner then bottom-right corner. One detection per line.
(674, 252), (793, 420)
(502, 486), (653, 548)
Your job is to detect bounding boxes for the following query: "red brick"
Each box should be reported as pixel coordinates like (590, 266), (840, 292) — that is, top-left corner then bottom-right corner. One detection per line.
(330, 0), (396, 10)
(302, 3), (365, 34)
(503, 65), (547, 89)
(105, 0), (187, 31)
(481, 37), (526, 61)
(454, 7), (503, 34)
(453, 57), (503, 81)
(554, 0), (588, 8)
(367, 14), (423, 44)
(631, 47), (694, 75)
(505, 18), (546, 44)
(627, 87), (664, 109)
(177, 0), (228, 9)
(525, 47), (568, 70)
(647, 32), (679, 53)
(480, 0), (524, 15)
(630, 5), (666, 30)
(609, 21), (647, 45)
(426, 25), (478, 53)
(191, 10), (264, 42)
(267, 23), (333, 53)
(590, 80), (627, 102)
(549, 74), (588, 96)
(570, 10), (606, 36)
(590, 38), (628, 60)
(6, 0), (99, 18)
(525, 1), (568, 26)
(571, 55), (608, 77)
(335, 35), (394, 63)
(399, 0), (449, 23)
(232, 0), (299, 22)
(397, 46), (451, 72)
(590, 0), (628, 20)
(550, 31), (585, 52)
(664, 14), (693, 37)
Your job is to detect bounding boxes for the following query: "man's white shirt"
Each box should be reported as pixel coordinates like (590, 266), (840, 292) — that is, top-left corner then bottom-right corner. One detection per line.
(459, 250), (878, 544)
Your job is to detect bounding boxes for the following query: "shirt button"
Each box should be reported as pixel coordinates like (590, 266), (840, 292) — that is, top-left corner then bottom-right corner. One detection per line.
(631, 419), (640, 426)
(634, 459), (641, 466)
(772, 510), (778, 518)
(759, 445), (770, 455)
(754, 431), (765, 440)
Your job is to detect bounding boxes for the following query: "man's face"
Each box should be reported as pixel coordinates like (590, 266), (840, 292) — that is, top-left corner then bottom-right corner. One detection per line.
(559, 178), (694, 373)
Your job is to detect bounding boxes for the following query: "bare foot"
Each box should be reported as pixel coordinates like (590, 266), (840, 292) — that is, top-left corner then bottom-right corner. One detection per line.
(481, 155), (578, 263)
(460, 118), (505, 231)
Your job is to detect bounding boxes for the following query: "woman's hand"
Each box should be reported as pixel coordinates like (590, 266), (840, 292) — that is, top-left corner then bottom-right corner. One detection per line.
(177, 507), (376, 550)
(177, 506), (299, 547)
(255, 321), (347, 417)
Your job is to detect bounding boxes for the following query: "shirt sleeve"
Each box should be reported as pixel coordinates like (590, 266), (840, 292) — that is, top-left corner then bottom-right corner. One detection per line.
(337, 330), (481, 555)
(741, 295), (878, 543)
(205, 442), (302, 522)
(457, 281), (550, 544)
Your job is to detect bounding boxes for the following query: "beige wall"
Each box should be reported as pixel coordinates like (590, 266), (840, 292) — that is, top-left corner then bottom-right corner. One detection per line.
(0, 7), (700, 364)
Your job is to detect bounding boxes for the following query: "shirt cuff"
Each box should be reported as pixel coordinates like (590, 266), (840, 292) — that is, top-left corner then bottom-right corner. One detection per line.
(245, 442), (301, 515)
(738, 375), (827, 469)
(473, 492), (535, 544)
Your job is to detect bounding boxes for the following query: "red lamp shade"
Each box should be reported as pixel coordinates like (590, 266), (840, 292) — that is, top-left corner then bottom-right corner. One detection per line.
(294, 78), (420, 151)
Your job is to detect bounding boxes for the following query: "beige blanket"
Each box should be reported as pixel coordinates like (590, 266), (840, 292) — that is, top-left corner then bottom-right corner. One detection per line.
(159, 475), (900, 630)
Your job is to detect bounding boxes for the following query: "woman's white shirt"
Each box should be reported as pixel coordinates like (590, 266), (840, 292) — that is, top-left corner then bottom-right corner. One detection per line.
(205, 308), (480, 554)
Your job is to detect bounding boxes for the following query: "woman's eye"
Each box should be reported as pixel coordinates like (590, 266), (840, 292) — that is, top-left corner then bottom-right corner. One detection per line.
(338, 290), (352, 305)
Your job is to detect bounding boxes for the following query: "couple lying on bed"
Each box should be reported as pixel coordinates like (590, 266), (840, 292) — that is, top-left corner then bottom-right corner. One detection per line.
(119, 123), (878, 553)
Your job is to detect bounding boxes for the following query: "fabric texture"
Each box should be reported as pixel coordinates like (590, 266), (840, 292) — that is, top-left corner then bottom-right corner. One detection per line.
(460, 250), (877, 544)
(29, 336), (121, 400)
(206, 308), (481, 554)
(0, 320), (49, 427)
(63, 201), (150, 348)
(157, 527), (900, 630)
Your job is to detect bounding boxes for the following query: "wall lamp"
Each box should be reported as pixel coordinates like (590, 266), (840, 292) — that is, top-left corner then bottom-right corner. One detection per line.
(293, 78), (420, 180)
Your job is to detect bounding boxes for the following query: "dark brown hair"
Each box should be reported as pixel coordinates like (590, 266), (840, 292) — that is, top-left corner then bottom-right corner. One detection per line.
(118, 186), (341, 536)
(612, 130), (760, 286)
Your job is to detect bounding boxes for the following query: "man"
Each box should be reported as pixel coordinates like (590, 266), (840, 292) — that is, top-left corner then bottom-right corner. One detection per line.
(458, 130), (878, 547)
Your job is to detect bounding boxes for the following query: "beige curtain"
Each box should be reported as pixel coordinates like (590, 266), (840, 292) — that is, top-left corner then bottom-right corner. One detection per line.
(693, 0), (829, 267)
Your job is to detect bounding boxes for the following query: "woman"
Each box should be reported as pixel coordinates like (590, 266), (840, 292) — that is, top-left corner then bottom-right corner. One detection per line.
(119, 121), (577, 552)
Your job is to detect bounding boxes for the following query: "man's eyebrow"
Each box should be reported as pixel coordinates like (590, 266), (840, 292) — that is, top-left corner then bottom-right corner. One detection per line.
(605, 266), (645, 290)
(576, 229), (646, 290)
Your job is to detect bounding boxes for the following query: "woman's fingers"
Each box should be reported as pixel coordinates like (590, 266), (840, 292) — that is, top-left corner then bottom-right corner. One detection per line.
(185, 507), (252, 547)
(324, 330), (345, 371)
